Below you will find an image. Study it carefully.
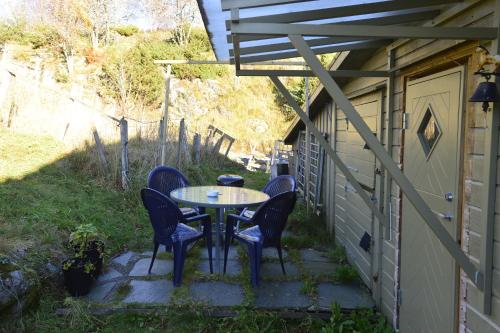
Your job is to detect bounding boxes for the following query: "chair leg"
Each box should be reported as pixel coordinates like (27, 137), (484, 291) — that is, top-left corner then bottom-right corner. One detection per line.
(172, 242), (187, 286)
(204, 220), (213, 274)
(223, 219), (234, 274)
(148, 241), (160, 274)
(255, 243), (262, 286)
(277, 244), (286, 275)
(247, 243), (258, 287)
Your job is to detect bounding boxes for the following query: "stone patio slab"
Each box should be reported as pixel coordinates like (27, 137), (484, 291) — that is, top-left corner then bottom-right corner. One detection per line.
(303, 261), (338, 276)
(189, 282), (244, 307)
(200, 246), (238, 260)
(300, 249), (330, 263)
(129, 258), (173, 277)
(261, 262), (299, 279)
(317, 283), (375, 310)
(111, 251), (136, 266)
(255, 281), (312, 309)
(85, 282), (116, 302)
(197, 260), (241, 277)
(123, 280), (173, 305)
(97, 268), (123, 283)
(262, 248), (288, 260)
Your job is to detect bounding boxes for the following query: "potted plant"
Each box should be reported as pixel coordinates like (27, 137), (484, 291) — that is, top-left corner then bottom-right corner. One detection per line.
(62, 224), (105, 296)
(69, 224), (105, 277)
(62, 258), (95, 296)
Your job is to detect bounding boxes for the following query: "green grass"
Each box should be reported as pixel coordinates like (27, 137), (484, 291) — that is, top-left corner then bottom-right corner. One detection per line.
(0, 128), (392, 332)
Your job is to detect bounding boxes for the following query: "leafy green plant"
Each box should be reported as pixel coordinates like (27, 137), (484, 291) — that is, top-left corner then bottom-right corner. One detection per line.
(329, 245), (347, 264)
(69, 224), (99, 257)
(112, 25), (139, 37)
(333, 264), (359, 284)
(322, 303), (355, 333)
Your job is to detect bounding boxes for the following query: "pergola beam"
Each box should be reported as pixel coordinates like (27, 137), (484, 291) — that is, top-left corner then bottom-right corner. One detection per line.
(270, 76), (386, 224)
(235, 39), (388, 63)
(289, 34), (484, 290)
(225, 0), (454, 26)
(226, 8), (443, 43)
(237, 69), (389, 78)
(221, 0), (311, 10)
(231, 22), (498, 40)
(225, 8), (442, 31)
(228, 8), (439, 55)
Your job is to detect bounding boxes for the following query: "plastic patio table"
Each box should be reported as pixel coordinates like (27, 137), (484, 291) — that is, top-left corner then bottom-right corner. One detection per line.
(170, 185), (269, 273)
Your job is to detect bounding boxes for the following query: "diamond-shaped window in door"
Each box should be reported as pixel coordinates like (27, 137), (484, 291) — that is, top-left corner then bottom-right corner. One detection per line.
(417, 107), (442, 159)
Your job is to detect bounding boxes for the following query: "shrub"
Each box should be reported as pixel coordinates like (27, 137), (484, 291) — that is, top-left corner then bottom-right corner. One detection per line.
(333, 264), (359, 284)
(112, 25), (139, 37)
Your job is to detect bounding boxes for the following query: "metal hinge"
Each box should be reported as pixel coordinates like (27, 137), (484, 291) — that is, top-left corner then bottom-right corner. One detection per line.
(402, 113), (409, 130)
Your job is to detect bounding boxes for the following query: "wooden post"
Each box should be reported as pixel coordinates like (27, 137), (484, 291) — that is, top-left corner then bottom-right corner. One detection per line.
(193, 133), (201, 164)
(176, 118), (185, 168)
(161, 65), (172, 165)
(224, 137), (234, 158)
(119, 117), (130, 190)
(92, 127), (109, 174)
(158, 118), (164, 164)
(212, 135), (224, 154)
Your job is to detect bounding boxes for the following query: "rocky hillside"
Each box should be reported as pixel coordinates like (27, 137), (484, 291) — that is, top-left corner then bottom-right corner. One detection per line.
(0, 26), (291, 157)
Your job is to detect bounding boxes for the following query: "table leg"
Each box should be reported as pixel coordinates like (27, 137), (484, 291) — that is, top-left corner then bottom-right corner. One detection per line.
(215, 207), (224, 273)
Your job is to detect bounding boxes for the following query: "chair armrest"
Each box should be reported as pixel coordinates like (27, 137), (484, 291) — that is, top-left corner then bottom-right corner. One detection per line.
(185, 213), (210, 223)
(227, 213), (251, 224)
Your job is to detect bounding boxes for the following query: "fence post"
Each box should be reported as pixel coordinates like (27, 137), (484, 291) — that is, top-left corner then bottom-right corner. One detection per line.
(92, 127), (109, 175)
(193, 133), (201, 165)
(119, 117), (130, 190)
(161, 65), (172, 165)
(158, 118), (164, 164)
(176, 118), (185, 168)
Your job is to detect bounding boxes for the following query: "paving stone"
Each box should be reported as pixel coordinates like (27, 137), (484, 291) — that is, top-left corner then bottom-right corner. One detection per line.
(189, 281), (244, 307)
(317, 283), (375, 310)
(303, 261), (338, 276)
(200, 246), (238, 260)
(300, 249), (330, 263)
(97, 268), (123, 283)
(85, 282), (116, 302)
(262, 248), (288, 260)
(197, 260), (241, 277)
(129, 258), (173, 277)
(141, 251), (154, 256)
(111, 251), (136, 266)
(123, 280), (173, 305)
(255, 281), (312, 309)
(261, 262), (299, 279)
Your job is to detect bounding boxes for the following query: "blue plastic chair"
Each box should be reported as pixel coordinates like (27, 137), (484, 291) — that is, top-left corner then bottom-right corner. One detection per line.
(224, 191), (296, 287)
(147, 166), (204, 217)
(240, 175), (297, 220)
(141, 188), (212, 286)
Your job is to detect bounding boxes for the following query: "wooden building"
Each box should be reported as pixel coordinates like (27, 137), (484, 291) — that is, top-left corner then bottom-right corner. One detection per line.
(196, 0), (500, 331)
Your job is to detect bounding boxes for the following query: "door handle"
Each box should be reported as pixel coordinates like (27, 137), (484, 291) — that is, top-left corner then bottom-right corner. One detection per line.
(437, 212), (453, 221)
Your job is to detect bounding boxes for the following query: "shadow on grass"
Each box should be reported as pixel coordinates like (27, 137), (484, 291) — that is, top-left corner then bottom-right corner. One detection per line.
(0, 129), (269, 273)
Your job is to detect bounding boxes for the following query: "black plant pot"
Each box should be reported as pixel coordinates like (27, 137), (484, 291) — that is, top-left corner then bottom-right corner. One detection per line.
(73, 240), (104, 277)
(62, 258), (95, 297)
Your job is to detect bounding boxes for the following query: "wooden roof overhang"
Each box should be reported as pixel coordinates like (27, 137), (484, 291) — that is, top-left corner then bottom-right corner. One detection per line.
(195, 0), (500, 314)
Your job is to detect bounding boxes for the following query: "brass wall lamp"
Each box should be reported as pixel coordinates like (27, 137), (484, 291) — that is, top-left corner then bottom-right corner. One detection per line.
(469, 46), (500, 112)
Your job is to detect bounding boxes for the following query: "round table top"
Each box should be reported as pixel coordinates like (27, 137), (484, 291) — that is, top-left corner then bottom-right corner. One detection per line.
(170, 186), (269, 208)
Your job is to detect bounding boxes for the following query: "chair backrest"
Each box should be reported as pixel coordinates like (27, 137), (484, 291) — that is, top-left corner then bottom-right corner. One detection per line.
(262, 175), (297, 198)
(148, 166), (190, 198)
(251, 191), (296, 244)
(140, 188), (185, 244)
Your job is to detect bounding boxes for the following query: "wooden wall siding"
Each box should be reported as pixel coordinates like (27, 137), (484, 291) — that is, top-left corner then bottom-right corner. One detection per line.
(284, 1), (497, 329)
(333, 92), (383, 289)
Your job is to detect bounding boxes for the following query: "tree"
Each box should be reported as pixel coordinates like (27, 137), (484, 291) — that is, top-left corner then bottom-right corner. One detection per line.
(74, 0), (120, 49)
(137, 0), (199, 46)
